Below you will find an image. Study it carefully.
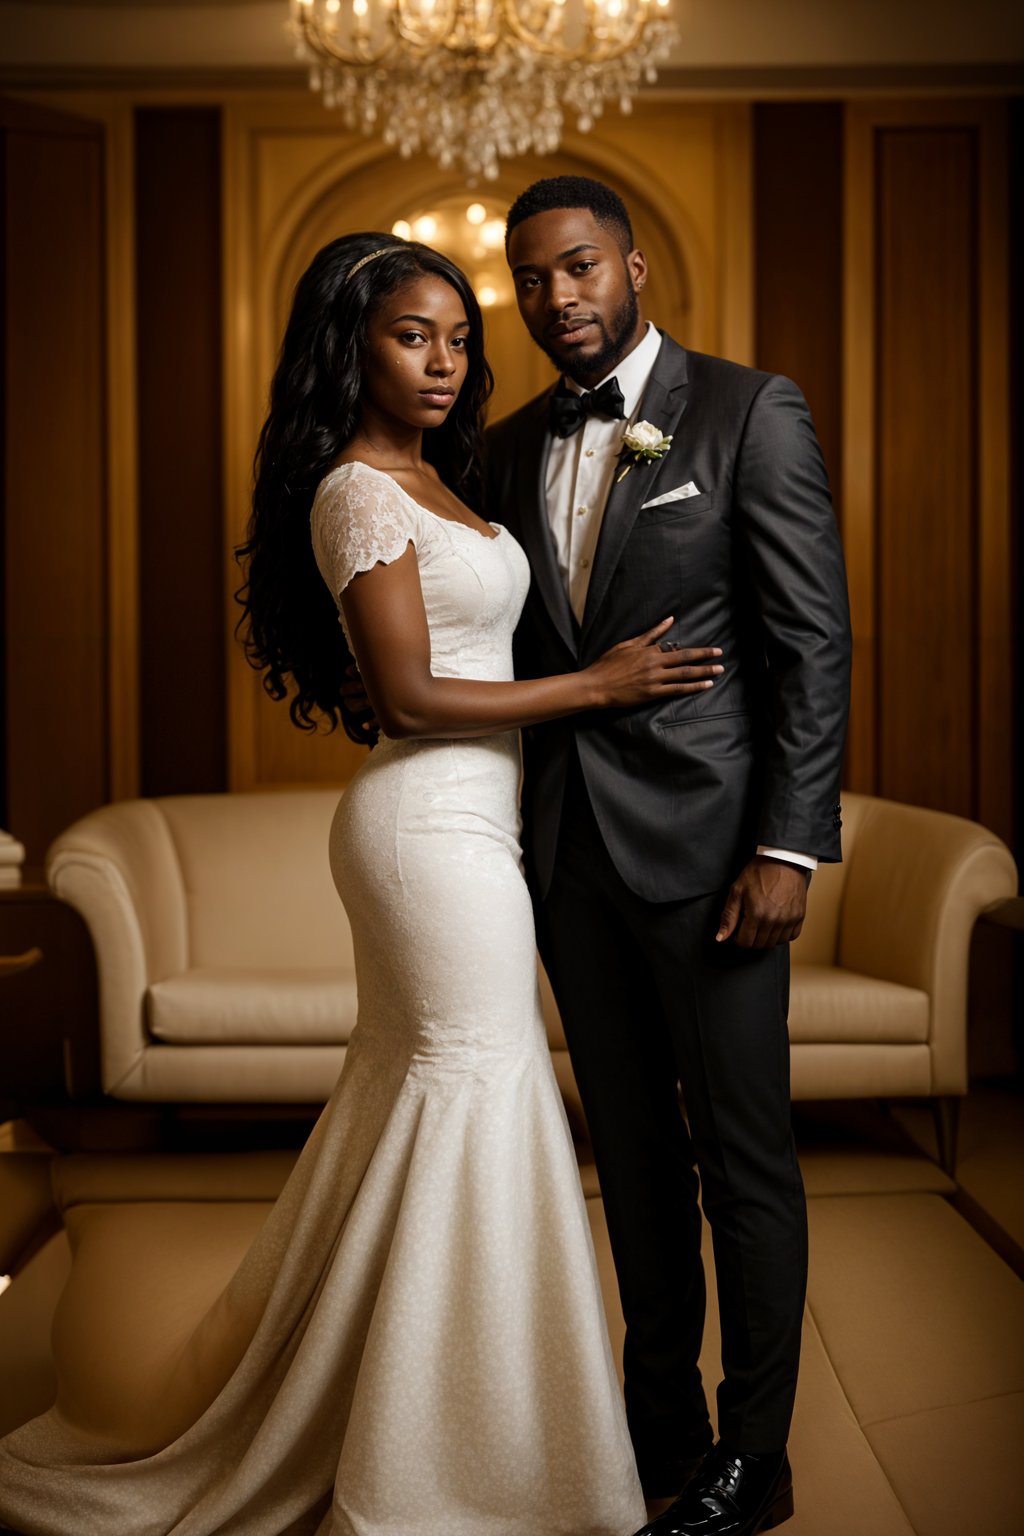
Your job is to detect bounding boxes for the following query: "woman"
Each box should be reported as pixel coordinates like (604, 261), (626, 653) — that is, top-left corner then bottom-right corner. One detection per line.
(0, 234), (722, 1536)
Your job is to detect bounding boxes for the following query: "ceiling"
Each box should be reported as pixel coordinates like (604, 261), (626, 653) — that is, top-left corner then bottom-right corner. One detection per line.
(1, 0), (1021, 76)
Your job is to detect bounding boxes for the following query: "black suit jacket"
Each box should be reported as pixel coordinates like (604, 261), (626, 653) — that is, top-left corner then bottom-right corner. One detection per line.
(484, 333), (852, 903)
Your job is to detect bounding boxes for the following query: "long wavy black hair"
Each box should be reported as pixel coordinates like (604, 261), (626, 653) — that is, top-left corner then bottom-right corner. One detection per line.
(236, 233), (494, 743)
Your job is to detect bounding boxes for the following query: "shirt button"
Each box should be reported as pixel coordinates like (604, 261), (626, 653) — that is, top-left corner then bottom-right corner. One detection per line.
(585, 449), (595, 457)
(577, 504), (588, 517)
(580, 557), (591, 570)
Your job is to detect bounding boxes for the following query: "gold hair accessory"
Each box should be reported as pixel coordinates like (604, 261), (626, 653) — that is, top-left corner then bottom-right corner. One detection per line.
(346, 246), (398, 282)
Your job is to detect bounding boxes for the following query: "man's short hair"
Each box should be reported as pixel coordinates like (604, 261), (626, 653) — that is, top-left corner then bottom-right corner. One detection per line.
(505, 176), (633, 254)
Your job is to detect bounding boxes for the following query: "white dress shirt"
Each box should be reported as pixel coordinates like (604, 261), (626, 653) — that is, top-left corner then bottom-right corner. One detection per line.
(544, 324), (817, 875)
(545, 321), (663, 624)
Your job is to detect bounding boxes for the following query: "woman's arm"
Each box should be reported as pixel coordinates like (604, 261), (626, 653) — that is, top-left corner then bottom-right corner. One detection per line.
(341, 545), (722, 740)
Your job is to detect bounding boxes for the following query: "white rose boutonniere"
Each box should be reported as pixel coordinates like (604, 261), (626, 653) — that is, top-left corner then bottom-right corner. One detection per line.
(617, 420), (673, 482)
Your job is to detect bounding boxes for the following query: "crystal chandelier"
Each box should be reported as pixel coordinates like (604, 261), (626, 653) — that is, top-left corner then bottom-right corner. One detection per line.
(290, 0), (676, 181)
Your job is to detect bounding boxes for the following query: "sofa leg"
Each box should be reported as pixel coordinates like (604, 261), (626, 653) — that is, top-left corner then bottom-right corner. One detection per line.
(932, 1097), (961, 1178)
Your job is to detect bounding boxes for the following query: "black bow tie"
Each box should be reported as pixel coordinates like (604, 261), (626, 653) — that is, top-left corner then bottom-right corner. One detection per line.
(548, 377), (626, 438)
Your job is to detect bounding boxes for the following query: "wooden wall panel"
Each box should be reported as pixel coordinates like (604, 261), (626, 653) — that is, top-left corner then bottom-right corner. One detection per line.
(135, 107), (226, 796)
(843, 101), (1013, 845)
(753, 103), (843, 501)
(876, 128), (977, 816)
(1, 99), (108, 862)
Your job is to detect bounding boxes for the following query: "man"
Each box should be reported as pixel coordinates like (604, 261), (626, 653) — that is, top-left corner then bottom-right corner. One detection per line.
(485, 177), (851, 1536)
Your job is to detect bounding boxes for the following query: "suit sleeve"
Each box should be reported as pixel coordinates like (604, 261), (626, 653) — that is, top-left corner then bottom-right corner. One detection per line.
(734, 374), (852, 861)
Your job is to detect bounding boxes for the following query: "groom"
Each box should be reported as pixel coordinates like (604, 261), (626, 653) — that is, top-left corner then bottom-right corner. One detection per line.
(485, 177), (851, 1536)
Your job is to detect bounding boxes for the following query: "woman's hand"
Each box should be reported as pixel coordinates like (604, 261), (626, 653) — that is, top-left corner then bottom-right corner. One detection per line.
(585, 617), (723, 709)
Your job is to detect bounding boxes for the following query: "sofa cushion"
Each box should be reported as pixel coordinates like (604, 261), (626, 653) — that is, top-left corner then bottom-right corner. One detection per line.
(790, 965), (928, 1044)
(147, 968), (357, 1045)
(157, 793), (351, 971)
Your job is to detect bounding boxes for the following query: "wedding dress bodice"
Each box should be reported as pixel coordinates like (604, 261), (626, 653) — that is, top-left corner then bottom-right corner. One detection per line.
(311, 459), (530, 691)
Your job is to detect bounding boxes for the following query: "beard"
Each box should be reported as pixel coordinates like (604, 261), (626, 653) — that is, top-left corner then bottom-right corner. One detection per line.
(532, 280), (640, 385)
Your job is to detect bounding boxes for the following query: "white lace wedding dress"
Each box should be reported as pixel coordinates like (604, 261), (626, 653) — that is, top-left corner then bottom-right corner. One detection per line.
(0, 461), (645, 1536)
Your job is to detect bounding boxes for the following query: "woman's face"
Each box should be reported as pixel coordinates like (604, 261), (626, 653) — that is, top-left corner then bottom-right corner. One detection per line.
(361, 273), (471, 432)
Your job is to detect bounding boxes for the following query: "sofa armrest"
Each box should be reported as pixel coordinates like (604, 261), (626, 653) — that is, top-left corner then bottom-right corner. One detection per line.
(46, 802), (189, 1096)
(837, 797), (1017, 1094)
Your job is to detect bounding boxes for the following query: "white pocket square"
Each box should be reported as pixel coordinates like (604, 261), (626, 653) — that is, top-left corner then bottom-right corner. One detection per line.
(641, 481), (702, 509)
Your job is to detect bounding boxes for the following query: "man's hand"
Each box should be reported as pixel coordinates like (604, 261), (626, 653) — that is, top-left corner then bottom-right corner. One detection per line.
(716, 856), (809, 948)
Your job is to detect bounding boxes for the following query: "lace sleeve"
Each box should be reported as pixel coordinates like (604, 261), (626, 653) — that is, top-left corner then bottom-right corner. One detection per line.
(310, 462), (419, 606)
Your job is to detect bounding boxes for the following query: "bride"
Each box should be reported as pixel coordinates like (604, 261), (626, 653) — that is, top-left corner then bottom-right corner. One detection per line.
(0, 233), (722, 1536)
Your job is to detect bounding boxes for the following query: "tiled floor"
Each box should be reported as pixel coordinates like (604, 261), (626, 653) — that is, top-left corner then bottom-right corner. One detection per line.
(1, 1084), (1022, 1534)
(894, 1083), (1024, 1252)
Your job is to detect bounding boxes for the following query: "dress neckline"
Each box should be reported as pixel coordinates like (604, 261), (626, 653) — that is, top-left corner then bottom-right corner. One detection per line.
(323, 461), (502, 543)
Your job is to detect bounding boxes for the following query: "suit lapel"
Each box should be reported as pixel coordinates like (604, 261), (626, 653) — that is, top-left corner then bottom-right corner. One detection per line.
(513, 391), (579, 658)
(580, 337), (691, 642)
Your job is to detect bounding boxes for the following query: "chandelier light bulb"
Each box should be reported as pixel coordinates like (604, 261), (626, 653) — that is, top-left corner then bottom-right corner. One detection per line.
(390, 195), (513, 304)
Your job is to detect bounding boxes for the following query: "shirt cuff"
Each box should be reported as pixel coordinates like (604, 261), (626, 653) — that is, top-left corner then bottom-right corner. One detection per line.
(756, 846), (819, 872)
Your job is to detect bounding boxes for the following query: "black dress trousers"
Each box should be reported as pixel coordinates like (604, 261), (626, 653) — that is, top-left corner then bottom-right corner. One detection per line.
(533, 753), (807, 1486)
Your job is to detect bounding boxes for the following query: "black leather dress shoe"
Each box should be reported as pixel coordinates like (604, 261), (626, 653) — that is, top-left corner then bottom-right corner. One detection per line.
(631, 1442), (793, 1535)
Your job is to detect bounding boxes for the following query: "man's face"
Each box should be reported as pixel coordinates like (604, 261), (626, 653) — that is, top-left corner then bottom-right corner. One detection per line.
(506, 206), (647, 387)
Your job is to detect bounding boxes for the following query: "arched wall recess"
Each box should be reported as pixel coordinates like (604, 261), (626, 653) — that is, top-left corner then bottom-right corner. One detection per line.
(265, 142), (701, 418)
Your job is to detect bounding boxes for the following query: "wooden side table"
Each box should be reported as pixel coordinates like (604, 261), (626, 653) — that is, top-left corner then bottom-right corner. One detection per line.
(0, 869), (101, 1112)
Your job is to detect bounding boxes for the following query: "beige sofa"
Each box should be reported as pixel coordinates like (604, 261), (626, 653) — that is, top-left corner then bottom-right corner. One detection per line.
(46, 789), (1016, 1164)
